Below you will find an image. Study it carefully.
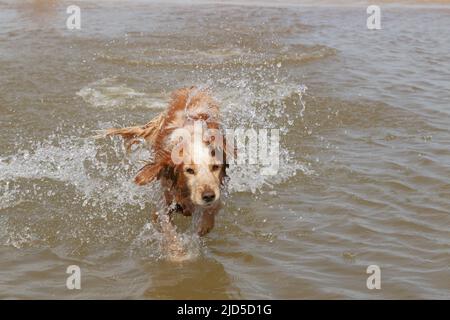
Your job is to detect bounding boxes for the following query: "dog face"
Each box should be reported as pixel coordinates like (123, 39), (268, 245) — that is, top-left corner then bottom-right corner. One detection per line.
(164, 121), (226, 207)
(134, 127), (227, 208)
(180, 138), (223, 207)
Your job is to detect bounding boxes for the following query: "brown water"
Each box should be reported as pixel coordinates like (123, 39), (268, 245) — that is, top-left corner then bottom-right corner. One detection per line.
(0, 0), (449, 299)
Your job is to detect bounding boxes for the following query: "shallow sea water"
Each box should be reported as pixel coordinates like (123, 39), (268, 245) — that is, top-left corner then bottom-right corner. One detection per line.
(0, 0), (449, 299)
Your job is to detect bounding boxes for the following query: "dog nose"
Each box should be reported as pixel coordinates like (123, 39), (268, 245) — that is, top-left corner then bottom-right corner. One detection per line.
(202, 191), (216, 203)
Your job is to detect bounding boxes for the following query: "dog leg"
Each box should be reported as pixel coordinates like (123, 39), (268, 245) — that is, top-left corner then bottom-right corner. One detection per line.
(197, 210), (216, 236)
(157, 210), (187, 260)
(152, 208), (176, 226)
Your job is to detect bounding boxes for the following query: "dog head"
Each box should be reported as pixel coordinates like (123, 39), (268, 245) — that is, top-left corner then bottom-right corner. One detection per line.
(134, 121), (228, 208)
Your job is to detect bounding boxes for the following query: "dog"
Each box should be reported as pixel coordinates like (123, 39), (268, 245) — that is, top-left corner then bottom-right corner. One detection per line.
(101, 87), (229, 236)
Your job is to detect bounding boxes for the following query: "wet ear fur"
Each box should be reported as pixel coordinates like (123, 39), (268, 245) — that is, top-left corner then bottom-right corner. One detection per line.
(134, 161), (180, 187)
(134, 162), (164, 186)
(161, 165), (178, 187)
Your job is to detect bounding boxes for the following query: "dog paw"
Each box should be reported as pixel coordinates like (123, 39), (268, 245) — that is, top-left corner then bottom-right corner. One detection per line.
(197, 225), (212, 237)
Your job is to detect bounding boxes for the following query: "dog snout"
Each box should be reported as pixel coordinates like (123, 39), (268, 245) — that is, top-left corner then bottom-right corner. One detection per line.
(202, 190), (216, 203)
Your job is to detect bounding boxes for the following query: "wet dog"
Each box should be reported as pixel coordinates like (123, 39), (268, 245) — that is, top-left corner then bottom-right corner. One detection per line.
(101, 87), (229, 236)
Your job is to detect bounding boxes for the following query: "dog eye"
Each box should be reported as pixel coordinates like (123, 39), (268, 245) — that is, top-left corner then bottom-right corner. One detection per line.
(186, 168), (195, 175)
(211, 165), (220, 171)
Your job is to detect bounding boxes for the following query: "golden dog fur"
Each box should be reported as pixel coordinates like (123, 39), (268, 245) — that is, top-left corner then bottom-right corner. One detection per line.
(101, 87), (228, 236)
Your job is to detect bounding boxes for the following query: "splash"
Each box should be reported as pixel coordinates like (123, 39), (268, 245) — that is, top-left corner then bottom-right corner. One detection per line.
(130, 201), (204, 262)
(0, 68), (313, 259)
(130, 220), (204, 262)
(0, 133), (154, 211)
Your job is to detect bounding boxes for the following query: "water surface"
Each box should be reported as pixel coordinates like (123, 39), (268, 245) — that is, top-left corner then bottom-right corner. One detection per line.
(0, 0), (449, 299)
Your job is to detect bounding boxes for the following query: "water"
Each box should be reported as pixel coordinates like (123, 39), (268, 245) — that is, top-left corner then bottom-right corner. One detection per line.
(0, 0), (449, 299)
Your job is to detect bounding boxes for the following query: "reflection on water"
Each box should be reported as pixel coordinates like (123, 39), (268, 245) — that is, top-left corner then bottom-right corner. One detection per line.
(0, 1), (449, 299)
(142, 258), (240, 299)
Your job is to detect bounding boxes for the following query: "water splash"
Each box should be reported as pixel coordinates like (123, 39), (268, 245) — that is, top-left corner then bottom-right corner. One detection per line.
(0, 69), (313, 258)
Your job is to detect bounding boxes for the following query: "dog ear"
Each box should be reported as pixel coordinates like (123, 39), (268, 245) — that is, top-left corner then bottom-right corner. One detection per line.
(161, 165), (178, 187)
(134, 162), (164, 186)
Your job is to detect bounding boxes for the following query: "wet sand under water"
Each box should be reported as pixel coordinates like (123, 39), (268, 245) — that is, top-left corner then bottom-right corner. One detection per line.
(0, 0), (449, 299)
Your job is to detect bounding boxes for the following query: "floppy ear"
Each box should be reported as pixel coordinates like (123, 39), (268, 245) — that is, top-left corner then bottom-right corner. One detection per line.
(161, 164), (178, 187)
(134, 162), (164, 186)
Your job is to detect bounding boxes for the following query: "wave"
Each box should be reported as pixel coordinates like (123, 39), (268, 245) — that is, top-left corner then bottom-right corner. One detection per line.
(95, 44), (336, 69)
(77, 77), (169, 109)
